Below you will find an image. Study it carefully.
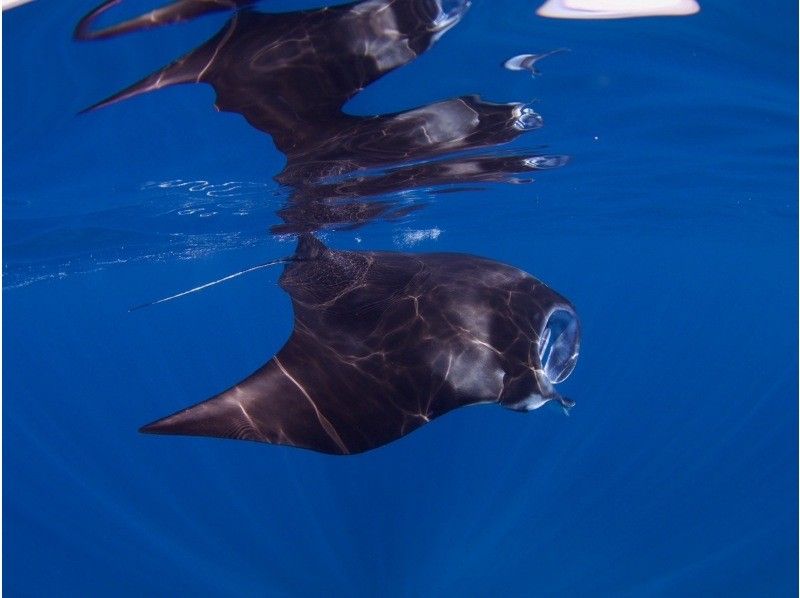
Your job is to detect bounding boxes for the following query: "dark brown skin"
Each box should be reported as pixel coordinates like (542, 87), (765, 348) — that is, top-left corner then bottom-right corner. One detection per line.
(78, 0), (565, 232)
(77, 0), (579, 454)
(140, 235), (578, 454)
(73, 0), (255, 41)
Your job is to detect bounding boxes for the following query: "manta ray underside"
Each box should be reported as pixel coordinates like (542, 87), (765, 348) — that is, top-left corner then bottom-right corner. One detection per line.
(141, 236), (580, 454)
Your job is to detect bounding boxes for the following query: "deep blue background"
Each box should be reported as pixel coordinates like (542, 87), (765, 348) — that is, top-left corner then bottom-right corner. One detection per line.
(4, 0), (797, 595)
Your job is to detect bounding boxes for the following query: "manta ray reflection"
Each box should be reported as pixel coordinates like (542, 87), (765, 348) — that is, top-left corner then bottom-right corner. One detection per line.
(77, 0), (581, 454)
(77, 0), (567, 233)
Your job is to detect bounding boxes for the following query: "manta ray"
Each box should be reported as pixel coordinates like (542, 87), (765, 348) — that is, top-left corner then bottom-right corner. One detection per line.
(76, 0), (580, 454)
(140, 235), (580, 454)
(76, 0), (565, 232)
(76, 0), (509, 180)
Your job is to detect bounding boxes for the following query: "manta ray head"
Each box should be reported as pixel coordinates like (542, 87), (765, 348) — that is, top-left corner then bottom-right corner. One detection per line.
(499, 303), (581, 413)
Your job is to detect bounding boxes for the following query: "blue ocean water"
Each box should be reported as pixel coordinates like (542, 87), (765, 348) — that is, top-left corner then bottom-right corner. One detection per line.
(3, 0), (797, 595)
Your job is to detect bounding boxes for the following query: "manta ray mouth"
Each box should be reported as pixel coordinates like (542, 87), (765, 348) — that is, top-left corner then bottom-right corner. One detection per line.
(539, 307), (581, 385)
(502, 386), (575, 413)
(431, 0), (472, 34)
(500, 306), (580, 414)
(506, 307), (580, 413)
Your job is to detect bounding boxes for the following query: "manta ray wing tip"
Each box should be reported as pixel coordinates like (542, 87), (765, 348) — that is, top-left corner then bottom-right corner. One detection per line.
(77, 97), (116, 115)
(139, 418), (171, 435)
(138, 408), (200, 436)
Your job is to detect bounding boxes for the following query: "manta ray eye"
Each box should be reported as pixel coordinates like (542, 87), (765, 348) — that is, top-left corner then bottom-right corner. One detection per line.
(538, 308), (580, 384)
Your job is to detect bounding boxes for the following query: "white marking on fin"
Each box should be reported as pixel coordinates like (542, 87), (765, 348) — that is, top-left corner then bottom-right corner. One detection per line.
(274, 357), (350, 454)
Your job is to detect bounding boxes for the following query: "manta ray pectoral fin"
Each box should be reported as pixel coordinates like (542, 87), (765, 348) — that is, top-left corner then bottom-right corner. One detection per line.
(138, 394), (258, 439)
(79, 54), (206, 113)
(74, 0), (249, 41)
(140, 358), (352, 455)
(78, 11), (242, 113)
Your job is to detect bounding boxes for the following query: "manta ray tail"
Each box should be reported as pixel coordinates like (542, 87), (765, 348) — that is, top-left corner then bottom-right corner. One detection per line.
(129, 236), (325, 311)
(129, 258), (290, 312)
